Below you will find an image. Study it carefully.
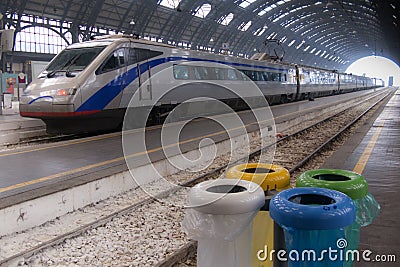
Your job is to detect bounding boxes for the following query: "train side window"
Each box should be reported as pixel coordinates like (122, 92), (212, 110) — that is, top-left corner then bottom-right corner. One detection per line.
(206, 67), (217, 80)
(128, 48), (137, 65)
(137, 48), (163, 63)
(215, 68), (225, 80)
(253, 71), (260, 81)
(97, 48), (126, 74)
(269, 72), (279, 82)
(128, 48), (163, 65)
(261, 72), (268, 81)
(241, 70), (253, 80)
(194, 66), (209, 80)
(227, 69), (239, 80)
(249, 71), (256, 81)
(173, 65), (189, 80)
(238, 69), (251, 81)
(255, 71), (264, 81)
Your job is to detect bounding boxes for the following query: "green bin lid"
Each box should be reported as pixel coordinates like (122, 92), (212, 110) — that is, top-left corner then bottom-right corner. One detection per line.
(296, 169), (368, 200)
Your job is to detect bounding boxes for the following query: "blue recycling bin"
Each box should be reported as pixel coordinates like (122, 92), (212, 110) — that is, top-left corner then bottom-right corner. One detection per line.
(270, 187), (356, 267)
(296, 169), (380, 267)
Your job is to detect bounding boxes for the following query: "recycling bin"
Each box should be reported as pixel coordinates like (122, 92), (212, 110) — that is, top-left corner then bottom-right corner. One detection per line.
(182, 179), (265, 267)
(296, 169), (380, 266)
(226, 163), (291, 267)
(2, 92), (12, 109)
(270, 187), (356, 267)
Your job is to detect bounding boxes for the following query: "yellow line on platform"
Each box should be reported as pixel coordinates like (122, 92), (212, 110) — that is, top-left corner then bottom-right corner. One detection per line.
(352, 89), (396, 174)
(352, 108), (389, 174)
(0, 118), (259, 193)
(0, 156), (125, 193)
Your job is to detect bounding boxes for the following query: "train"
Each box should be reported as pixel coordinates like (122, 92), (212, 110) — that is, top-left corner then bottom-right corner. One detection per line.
(19, 35), (377, 134)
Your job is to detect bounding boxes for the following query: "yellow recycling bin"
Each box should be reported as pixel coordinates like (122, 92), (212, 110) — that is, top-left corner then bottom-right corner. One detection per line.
(226, 163), (290, 267)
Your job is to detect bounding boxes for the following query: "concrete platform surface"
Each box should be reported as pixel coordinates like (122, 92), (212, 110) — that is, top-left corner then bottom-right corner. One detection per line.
(323, 88), (400, 266)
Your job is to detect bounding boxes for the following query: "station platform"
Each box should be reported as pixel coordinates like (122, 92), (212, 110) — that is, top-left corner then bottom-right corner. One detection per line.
(0, 89), (389, 208)
(323, 88), (400, 266)
(0, 101), (45, 145)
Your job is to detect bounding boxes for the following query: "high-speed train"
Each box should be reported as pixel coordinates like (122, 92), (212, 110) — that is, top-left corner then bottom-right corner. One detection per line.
(20, 35), (377, 134)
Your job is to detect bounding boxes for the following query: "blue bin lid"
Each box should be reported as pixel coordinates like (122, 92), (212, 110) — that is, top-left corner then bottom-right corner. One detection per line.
(270, 187), (356, 230)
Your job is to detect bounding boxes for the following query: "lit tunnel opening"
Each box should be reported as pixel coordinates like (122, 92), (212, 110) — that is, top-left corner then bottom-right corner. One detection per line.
(345, 56), (400, 86)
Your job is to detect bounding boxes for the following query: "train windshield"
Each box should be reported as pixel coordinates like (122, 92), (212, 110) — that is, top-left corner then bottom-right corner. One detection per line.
(44, 46), (106, 78)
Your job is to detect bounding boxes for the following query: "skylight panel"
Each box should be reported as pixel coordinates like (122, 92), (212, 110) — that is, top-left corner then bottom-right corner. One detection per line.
(258, 5), (276, 16)
(219, 13), (234, 25)
(239, 0), (256, 8)
(258, 10), (267, 16)
(194, 3), (211, 18)
(254, 27), (267, 36)
(159, 0), (181, 9)
(238, 21), (252, 31)
(288, 39), (296, 47)
(267, 32), (277, 39)
(296, 40), (305, 49)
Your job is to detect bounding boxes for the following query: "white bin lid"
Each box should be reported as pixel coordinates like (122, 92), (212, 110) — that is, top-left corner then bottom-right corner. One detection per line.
(188, 179), (265, 215)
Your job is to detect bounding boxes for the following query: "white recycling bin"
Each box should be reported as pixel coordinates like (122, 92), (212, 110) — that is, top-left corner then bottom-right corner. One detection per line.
(182, 179), (264, 267)
(2, 93), (12, 109)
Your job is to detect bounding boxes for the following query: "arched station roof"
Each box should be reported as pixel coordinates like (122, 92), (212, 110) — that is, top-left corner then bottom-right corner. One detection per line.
(1, 0), (399, 71)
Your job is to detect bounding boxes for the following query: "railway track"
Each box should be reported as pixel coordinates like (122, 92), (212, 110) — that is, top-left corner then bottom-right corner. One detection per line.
(0, 89), (393, 267)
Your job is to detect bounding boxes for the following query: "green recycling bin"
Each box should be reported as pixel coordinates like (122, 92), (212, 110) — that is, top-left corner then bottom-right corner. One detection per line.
(296, 169), (380, 266)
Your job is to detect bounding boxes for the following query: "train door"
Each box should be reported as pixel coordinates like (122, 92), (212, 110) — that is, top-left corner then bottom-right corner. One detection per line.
(137, 49), (153, 101)
(123, 47), (163, 105)
(294, 65), (300, 100)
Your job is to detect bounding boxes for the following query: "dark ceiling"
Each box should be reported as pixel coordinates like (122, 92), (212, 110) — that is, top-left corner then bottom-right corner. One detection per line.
(1, 0), (399, 71)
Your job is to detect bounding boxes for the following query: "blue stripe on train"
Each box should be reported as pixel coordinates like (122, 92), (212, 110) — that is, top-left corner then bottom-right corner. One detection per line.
(76, 57), (287, 112)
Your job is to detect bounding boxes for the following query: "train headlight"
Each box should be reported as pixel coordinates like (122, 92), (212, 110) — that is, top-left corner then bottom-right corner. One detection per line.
(39, 88), (77, 97)
(56, 89), (69, 96)
(57, 88), (77, 96)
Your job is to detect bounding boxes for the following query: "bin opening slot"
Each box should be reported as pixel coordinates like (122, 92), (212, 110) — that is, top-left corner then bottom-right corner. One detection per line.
(288, 194), (336, 205)
(206, 185), (247, 194)
(241, 168), (275, 174)
(312, 174), (351, 181)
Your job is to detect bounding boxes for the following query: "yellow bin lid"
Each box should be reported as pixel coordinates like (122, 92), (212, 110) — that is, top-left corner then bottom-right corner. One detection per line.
(226, 163), (290, 191)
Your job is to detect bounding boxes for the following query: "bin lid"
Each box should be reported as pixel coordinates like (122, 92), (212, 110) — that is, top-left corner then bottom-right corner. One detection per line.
(226, 163), (290, 191)
(188, 179), (265, 215)
(270, 187), (356, 230)
(296, 169), (368, 200)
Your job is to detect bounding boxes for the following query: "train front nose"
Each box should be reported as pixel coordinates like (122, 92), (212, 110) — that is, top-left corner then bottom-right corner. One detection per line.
(19, 95), (54, 117)
(19, 75), (81, 117)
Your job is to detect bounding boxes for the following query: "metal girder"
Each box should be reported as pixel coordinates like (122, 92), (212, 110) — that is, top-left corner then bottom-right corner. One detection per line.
(81, 0), (106, 40)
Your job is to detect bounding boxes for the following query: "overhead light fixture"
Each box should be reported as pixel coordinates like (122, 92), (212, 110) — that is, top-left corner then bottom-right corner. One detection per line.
(326, 0), (333, 8)
(130, 19), (135, 25)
